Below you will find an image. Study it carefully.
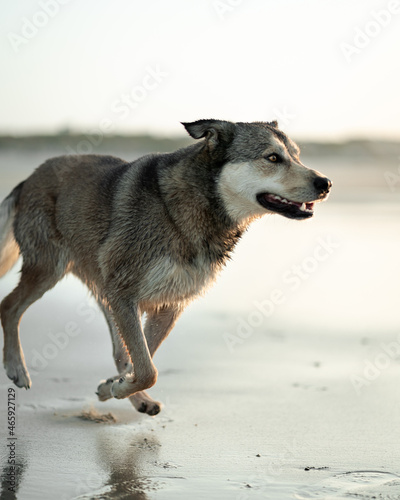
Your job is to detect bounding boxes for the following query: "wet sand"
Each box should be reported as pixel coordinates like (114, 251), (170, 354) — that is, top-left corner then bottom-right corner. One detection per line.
(1, 148), (400, 499)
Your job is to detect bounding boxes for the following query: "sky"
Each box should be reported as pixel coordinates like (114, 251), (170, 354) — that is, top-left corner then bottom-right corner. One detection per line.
(1, 0), (399, 140)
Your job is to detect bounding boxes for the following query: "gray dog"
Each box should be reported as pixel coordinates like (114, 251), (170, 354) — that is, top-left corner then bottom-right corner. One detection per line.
(0, 119), (331, 415)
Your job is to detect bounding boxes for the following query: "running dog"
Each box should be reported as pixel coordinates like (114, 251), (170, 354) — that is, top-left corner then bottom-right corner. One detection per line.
(0, 119), (331, 415)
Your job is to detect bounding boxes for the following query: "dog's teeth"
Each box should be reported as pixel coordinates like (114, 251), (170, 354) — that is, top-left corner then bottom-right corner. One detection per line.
(269, 194), (312, 211)
(272, 195), (289, 203)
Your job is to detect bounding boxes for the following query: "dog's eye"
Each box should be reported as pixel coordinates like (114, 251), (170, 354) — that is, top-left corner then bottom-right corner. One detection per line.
(266, 154), (281, 163)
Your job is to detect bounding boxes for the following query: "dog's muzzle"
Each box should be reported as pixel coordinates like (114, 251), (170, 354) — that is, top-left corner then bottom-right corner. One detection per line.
(256, 176), (332, 221)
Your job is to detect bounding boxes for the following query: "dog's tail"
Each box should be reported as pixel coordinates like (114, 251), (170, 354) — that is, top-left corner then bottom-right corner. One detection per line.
(0, 182), (24, 278)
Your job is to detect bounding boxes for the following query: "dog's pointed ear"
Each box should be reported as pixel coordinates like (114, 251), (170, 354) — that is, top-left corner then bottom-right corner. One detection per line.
(181, 119), (235, 147)
(267, 120), (278, 128)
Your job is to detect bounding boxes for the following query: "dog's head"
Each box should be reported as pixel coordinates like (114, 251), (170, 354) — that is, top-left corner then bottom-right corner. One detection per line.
(182, 119), (331, 222)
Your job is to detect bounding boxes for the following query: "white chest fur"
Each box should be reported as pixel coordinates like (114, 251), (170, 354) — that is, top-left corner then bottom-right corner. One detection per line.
(141, 254), (219, 305)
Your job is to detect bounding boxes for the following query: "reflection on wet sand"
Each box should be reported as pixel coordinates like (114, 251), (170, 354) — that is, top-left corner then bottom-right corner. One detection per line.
(93, 430), (161, 499)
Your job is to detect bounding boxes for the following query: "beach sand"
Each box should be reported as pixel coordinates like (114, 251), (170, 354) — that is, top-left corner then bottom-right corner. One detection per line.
(1, 145), (400, 499)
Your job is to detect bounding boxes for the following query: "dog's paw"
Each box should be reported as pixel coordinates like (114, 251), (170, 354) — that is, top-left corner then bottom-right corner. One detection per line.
(138, 401), (161, 416)
(111, 370), (158, 400)
(5, 360), (31, 389)
(110, 374), (135, 399)
(130, 391), (162, 416)
(96, 378), (115, 401)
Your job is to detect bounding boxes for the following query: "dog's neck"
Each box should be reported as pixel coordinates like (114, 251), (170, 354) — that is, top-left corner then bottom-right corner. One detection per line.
(158, 157), (249, 267)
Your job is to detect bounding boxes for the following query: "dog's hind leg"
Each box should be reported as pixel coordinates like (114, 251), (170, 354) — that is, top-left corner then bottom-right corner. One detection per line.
(1, 263), (63, 388)
(96, 302), (182, 415)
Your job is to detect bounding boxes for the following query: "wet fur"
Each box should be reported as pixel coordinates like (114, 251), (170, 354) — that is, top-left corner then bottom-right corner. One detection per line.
(0, 119), (331, 416)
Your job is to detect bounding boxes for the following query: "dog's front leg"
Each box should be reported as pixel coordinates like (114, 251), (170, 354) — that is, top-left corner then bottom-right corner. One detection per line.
(144, 304), (183, 357)
(107, 298), (157, 399)
(96, 302), (183, 414)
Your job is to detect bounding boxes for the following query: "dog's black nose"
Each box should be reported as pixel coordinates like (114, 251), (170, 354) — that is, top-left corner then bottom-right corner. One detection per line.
(314, 176), (332, 194)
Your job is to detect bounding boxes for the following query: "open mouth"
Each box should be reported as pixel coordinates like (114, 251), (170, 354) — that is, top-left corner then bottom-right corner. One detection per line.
(256, 193), (316, 220)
